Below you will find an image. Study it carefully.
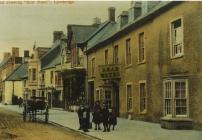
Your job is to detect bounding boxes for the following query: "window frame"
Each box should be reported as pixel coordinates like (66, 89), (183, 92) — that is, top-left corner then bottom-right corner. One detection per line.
(138, 32), (146, 63)
(125, 38), (132, 67)
(163, 79), (189, 118)
(139, 80), (147, 114)
(91, 57), (95, 77)
(113, 45), (119, 64)
(126, 82), (133, 112)
(104, 49), (109, 65)
(170, 17), (184, 59)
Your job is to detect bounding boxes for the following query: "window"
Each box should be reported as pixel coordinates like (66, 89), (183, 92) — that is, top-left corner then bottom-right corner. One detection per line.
(105, 89), (112, 108)
(163, 79), (188, 117)
(96, 89), (100, 101)
(32, 68), (36, 81)
(140, 81), (147, 113)
(32, 90), (36, 97)
(126, 39), (131, 66)
(170, 18), (183, 58)
(139, 33), (145, 62)
(105, 49), (108, 65)
(126, 84), (133, 111)
(29, 69), (31, 81)
(91, 57), (95, 77)
(113, 45), (119, 64)
(50, 71), (53, 84)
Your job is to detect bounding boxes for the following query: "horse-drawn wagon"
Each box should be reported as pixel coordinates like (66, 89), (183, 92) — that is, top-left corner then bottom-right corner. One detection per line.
(23, 96), (49, 123)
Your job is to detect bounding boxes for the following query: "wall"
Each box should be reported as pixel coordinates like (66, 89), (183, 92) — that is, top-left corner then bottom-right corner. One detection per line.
(87, 2), (202, 126)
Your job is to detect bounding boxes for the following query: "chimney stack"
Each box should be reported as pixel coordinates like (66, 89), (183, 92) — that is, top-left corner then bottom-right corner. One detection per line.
(53, 31), (63, 42)
(23, 50), (30, 63)
(92, 17), (101, 26)
(3, 52), (11, 60)
(108, 7), (115, 22)
(12, 47), (19, 57)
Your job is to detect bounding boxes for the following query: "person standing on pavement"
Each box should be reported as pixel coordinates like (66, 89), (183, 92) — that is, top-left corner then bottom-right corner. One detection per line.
(108, 107), (117, 131)
(102, 103), (109, 132)
(92, 100), (102, 130)
(77, 104), (84, 130)
(82, 105), (91, 132)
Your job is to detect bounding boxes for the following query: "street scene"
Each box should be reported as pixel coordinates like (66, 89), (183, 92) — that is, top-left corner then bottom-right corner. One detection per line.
(0, 1), (202, 140)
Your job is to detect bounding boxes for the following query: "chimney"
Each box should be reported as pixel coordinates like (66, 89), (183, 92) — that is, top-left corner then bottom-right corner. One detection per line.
(108, 7), (115, 22)
(3, 52), (11, 60)
(23, 50), (30, 63)
(12, 47), (19, 57)
(53, 31), (63, 42)
(117, 11), (128, 29)
(92, 17), (101, 26)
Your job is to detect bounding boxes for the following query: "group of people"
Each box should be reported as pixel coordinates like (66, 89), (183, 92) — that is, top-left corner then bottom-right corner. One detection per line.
(77, 100), (117, 132)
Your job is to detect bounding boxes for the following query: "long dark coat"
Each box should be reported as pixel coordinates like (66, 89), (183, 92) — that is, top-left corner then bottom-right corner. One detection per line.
(92, 104), (102, 124)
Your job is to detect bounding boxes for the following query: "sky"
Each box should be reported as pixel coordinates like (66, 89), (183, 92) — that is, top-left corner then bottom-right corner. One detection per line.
(0, 1), (130, 61)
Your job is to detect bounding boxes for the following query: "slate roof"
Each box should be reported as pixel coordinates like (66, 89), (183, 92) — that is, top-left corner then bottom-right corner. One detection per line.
(85, 1), (180, 52)
(41, 40), (61, 70)
(69, 25), (98, 44)
(0, 57), (11, 69)
(5, 63), (28, 81)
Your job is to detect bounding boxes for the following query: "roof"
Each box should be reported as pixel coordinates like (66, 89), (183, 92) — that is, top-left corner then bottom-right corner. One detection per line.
(41, 53), (61, 70)
(0, 56), (11, 68)
(86, 1), (181, 53)
(41, 40), (61, 70)
(5, 63), (28, 81)
(69, 25), (98, 44)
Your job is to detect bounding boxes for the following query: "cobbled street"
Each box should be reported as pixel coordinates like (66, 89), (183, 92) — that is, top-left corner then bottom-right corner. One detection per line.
(0, 108), (91, 140)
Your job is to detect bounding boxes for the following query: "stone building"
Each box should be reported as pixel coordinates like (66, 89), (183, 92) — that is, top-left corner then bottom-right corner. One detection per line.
(0, 47), (22, 103)
(61, 24), (98, 109)
(85, 1), (202, 129)
(40, 31), (64, 108)
(27, 45), (50, 98)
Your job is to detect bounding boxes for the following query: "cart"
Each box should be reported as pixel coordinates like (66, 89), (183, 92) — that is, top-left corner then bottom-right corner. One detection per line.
(23, 96), (49, 123)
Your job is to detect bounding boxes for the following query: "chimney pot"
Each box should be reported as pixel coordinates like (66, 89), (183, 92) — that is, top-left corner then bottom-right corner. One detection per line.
(108, 7), (115, 22)
(53, 31), (63, 42)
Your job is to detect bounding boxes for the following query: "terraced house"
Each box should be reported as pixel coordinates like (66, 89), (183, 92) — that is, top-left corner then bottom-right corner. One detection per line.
(85, 1), (202, 129)
(40, 31), (65, 108)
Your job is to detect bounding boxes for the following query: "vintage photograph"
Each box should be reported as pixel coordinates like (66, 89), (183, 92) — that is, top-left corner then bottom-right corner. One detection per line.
(0, 0), (202, 140)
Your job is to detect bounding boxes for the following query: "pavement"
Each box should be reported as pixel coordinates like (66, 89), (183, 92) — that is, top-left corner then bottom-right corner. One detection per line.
(1, 104), (202, 140)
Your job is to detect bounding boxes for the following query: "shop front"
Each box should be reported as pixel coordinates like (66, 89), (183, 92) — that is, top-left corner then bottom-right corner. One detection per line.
(98, 64), (121, 115)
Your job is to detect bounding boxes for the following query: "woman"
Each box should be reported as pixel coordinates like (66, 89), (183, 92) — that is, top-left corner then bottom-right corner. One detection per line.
(92, 101), (102, 130)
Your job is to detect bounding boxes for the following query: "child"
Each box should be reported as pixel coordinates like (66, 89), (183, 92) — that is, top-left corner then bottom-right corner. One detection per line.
(108, 107), (117, 131)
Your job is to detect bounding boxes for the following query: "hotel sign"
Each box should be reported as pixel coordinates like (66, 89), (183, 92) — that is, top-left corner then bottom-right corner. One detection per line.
(99, 64), (120, 79)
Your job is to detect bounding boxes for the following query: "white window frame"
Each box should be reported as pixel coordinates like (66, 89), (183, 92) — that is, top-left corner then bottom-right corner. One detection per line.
(139, 80), (147, 114)
(163, 79), (189, 118)
(138, 32), (146, 63)
(91, 57), (95, 77)
(170, 17), (184, 59)
(125, 38), (132, 67)
(126, 82), (133, 112)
